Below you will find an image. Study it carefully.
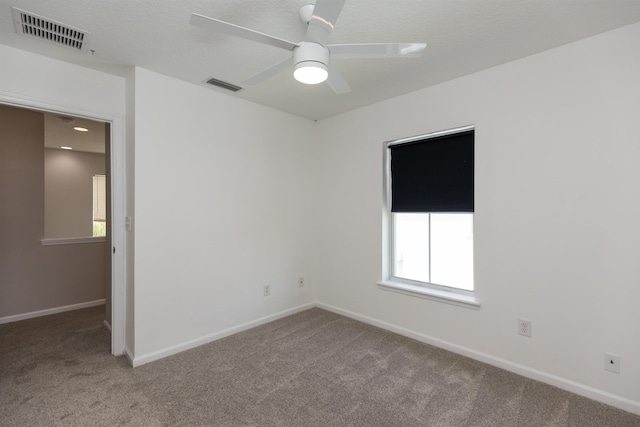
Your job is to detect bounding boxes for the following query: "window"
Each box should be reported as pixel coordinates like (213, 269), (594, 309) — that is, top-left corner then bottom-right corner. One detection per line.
(93, 174), (106, 237)
(382, 126), (476, 304)
(393, 213), (473, 291)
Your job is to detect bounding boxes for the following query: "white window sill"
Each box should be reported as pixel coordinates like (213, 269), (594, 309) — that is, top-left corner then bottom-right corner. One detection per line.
(41, 236), (106, 246)
(377, 280), (480, 310)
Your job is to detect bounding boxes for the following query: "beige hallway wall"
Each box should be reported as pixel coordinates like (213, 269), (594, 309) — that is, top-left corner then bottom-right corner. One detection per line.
(44, 148), (106, 238)
(0, 104), (106, 318)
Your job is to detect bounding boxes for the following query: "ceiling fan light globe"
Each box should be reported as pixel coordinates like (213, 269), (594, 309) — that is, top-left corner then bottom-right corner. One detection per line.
(294, 61), (328, 84)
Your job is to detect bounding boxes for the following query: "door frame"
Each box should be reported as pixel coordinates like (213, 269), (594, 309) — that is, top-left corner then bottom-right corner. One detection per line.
(0, 92), (127, 356)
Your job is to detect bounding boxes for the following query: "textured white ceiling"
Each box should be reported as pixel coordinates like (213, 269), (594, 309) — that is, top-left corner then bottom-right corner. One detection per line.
(2, 0), (640, 120)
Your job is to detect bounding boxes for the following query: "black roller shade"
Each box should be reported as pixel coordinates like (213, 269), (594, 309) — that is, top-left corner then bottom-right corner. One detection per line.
(390, 130), (474, 212)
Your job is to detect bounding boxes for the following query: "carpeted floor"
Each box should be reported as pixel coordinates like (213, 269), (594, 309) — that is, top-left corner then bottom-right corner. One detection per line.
(1, 306), (639, 426)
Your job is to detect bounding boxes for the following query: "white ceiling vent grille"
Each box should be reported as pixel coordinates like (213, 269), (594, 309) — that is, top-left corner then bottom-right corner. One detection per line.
(11, 7), (91, 52)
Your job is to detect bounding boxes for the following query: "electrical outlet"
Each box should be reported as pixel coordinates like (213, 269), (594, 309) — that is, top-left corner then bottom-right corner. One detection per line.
(298, 277), (304, 287)
(263, 284), (270, 296)
(518, 319), (532, 337)
(604, 353), (620, 373)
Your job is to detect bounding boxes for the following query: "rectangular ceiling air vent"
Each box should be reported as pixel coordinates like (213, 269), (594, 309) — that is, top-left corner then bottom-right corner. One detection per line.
(11, 7), (91, 52)
(205, 77), (243, 92)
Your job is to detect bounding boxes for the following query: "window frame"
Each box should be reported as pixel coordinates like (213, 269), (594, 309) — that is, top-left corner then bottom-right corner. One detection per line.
(380, 125), (480, 309)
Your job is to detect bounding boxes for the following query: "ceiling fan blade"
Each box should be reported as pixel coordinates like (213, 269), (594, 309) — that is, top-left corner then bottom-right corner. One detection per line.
(326, 65), (351, 94)
(190, 13), (298, 52)
(242, 57), (293, 86)
(329, 43), (427, 59)
(304, 0), (346, 46)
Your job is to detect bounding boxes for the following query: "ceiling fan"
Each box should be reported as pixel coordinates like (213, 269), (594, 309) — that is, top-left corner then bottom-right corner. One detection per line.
(190, 0), (427, 94)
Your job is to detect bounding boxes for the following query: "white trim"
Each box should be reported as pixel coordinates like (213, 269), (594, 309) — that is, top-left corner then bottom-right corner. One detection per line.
(0, 90), (127, 357)
(378, 280), (480, 309)
(124, 346), (134, 366)
(0, 299), (105, 324)
(316, 302), (640, 416)
(103, 319), (112, 333)
(109, 111), (126, 357)
(41, 236), (106, 246)
(131, 303), (316, 367)
(384, 124), (475, 147)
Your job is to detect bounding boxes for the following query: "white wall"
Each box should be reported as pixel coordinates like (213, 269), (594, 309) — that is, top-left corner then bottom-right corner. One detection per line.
(313, 22), (640, 411)
(44, 148), (105, 238)
(130, 68), (316, 362)
(0, 45), (124, 116)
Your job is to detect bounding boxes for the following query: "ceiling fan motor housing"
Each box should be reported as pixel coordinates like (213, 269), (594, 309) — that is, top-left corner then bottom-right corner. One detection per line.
(293, 42), (329, 69)
(293, 42), (330, 84)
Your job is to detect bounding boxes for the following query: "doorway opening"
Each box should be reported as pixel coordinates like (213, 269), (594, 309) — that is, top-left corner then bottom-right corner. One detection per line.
(0, 99), (125, 356)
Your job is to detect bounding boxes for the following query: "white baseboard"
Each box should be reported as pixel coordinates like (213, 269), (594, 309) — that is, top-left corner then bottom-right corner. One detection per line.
(132, 302), (317, 367)
(124, 346), (135, 366)
(103, 319), (112, 333)
(316, 302), (640, 416)
(0, 299), (106, 325)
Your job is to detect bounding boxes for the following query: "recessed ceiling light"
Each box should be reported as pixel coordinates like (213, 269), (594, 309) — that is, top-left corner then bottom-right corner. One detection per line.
(61, 146), (73, 150)
(73, 126), (88, 132)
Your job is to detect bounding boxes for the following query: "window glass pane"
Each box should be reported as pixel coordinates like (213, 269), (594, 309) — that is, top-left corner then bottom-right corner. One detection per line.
(93, 175), (106, 221)
(93, 221), (106, 237)
(93, 174), (106, 237)
(393, 213), (429, 283)
(430, 214), (474, 291)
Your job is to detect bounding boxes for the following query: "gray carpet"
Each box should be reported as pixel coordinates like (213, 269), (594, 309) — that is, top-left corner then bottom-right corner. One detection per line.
(1, 306), (639, 426)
